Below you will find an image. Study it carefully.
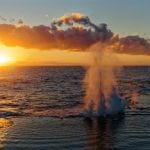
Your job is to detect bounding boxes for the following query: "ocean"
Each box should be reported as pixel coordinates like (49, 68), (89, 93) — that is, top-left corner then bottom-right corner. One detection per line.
(0, 66), (150, 150)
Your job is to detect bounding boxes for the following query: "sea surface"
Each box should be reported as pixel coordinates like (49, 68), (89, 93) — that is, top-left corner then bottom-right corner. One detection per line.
(0, 66), (150, 150)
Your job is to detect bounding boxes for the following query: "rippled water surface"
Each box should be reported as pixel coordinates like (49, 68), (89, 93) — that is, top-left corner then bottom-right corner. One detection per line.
(0, 66), (150, 149)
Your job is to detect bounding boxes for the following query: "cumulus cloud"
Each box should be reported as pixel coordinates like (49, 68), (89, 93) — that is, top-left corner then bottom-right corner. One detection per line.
(0, 12), (149, 55)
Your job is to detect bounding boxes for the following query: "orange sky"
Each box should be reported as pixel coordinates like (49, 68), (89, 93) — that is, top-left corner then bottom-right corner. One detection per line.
(0, 13), (150, 66)
(0, 1), (150, 66)
(0, 44), (150, 66)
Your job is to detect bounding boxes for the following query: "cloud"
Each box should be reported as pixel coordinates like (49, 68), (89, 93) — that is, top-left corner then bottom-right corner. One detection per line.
(0, 16), (7, 22)
(0, 13), (149, 55)
(17, 19), (24, 25)
(116, 35), (150, 55)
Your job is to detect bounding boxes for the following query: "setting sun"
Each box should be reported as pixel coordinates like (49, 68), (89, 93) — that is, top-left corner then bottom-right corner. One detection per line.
(0, 54), (11, 65)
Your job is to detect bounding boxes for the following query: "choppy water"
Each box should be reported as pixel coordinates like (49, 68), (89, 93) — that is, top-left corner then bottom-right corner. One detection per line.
(0, 66), (150, 149)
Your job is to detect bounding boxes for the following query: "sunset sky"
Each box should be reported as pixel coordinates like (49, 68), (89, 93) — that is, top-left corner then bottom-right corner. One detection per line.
(0, 0), (150, 66)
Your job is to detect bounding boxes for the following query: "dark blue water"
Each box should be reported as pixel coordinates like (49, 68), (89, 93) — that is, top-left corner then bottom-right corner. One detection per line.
(0, 66), (150, 149)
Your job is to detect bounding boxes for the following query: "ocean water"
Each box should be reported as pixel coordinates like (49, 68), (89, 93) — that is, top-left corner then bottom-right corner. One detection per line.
(0, 66), (150, 150)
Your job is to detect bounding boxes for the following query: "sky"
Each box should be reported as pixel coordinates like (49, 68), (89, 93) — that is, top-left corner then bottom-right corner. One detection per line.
(0, 0), (150, 66)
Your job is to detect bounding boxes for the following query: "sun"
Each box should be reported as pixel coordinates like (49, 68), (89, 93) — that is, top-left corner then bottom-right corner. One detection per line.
(0, 54), (11, 65)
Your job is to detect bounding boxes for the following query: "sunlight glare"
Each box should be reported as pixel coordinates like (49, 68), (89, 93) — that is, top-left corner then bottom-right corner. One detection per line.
(0, 54), (11, 65)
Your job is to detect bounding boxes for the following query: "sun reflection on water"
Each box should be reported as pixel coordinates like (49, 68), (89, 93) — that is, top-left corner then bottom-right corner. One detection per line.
(0, 118), (13, 149)
(0, 118), (13, 128)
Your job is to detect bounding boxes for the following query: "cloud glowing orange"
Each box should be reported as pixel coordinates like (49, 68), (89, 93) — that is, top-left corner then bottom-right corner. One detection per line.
(0, 13), (149, 55)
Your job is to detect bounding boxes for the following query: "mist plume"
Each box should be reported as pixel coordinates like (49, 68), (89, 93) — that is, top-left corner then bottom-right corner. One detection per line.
(83, 43), (125, 116)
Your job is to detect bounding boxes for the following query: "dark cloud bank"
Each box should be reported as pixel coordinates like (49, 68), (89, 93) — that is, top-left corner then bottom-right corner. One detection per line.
(0, 13), (150, 55)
